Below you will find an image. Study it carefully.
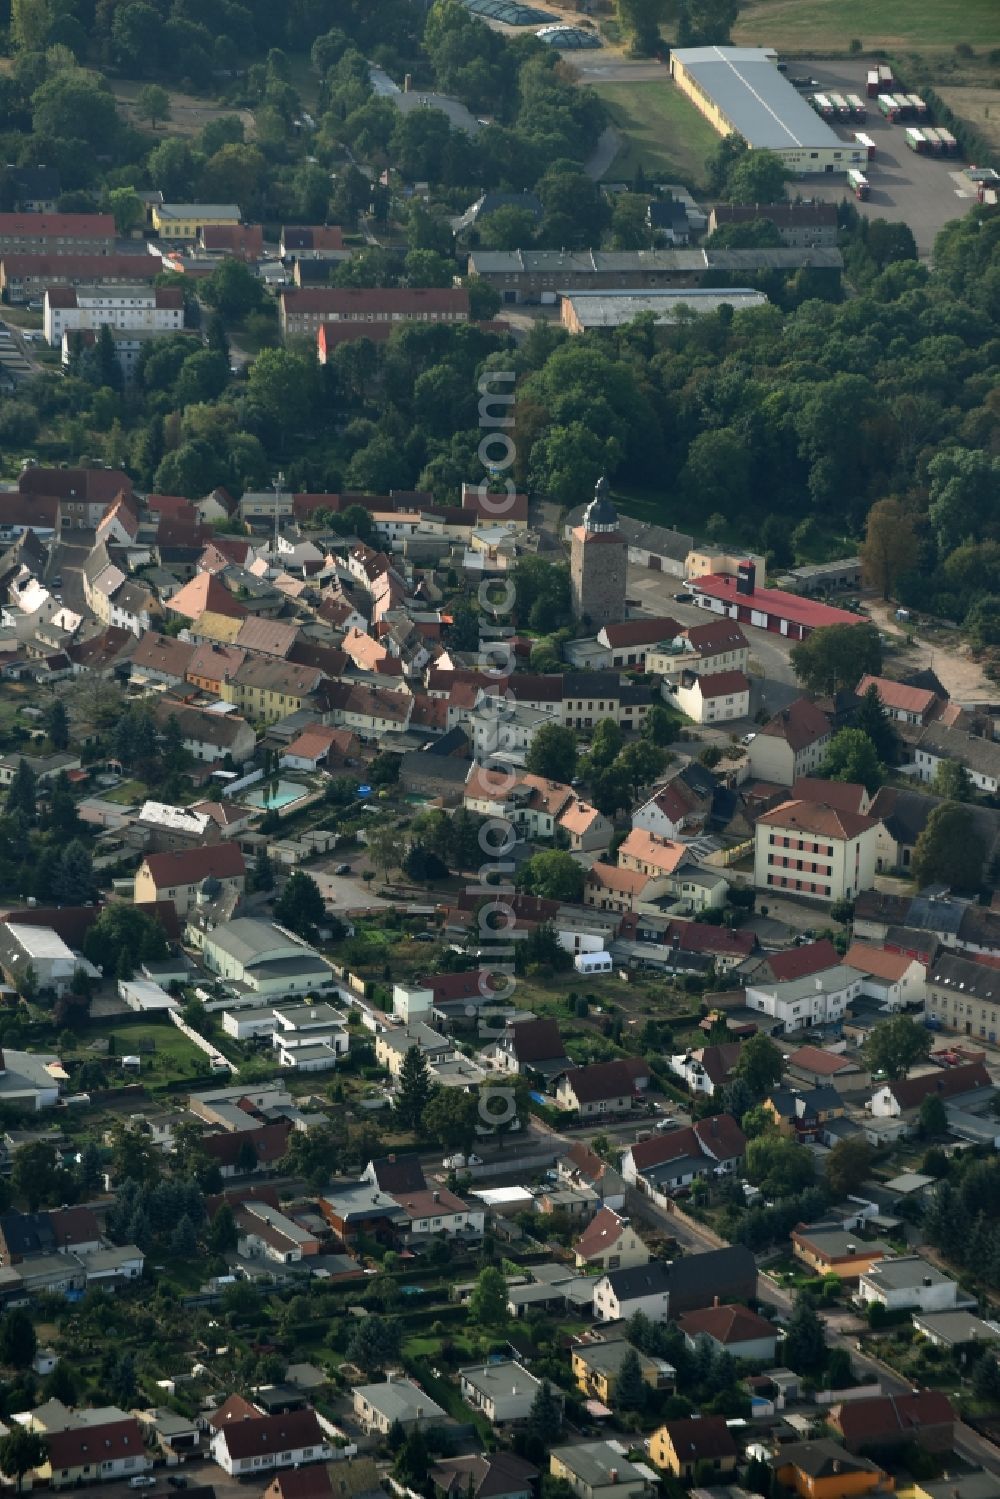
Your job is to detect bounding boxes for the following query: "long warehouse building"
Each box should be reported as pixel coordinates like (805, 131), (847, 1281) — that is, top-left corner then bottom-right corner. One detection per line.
(670, 45), (866, 175)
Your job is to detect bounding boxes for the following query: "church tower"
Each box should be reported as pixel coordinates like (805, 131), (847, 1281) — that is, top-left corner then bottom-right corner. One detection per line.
(570, 477), (627, 628)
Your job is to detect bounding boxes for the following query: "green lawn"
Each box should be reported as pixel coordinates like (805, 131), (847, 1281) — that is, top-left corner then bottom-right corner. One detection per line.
(102, 778), (148, 805)
(733, 0), (998, 51)
(104, 1020), (208, 1085)
(591, 81), (721, 187)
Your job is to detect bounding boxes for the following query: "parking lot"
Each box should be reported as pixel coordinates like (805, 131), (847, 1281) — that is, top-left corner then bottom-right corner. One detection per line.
(792, 61), (979, 257)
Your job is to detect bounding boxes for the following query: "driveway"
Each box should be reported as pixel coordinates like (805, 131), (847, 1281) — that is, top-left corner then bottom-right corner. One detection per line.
(311, 865), (391, 913)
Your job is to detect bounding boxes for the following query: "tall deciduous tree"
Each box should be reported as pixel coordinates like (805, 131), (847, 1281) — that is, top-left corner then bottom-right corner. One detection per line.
(525, 722), (578, 782)
(860, 497), (918, 599)
(733, 1034), (783, 1099)
(791, 624), (881, 696)
(861, 1015), (932, 1081)
(912, 802), (986, 891)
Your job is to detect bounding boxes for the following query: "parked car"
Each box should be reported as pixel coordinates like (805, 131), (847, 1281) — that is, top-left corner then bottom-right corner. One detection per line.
(334, 863), (351, 875)
(673, 592), (691, 603)
(129, 1479), (156, 1490)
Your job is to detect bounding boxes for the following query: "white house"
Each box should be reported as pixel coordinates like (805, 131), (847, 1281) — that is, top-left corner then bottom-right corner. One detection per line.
(352, 1377), (446, 1435)
(45, 285), (184, 345)
(665, 670), (750, 725)
(844, 942), (926, 1010)
(459, 1362), (555, 1425)
(745, 965), (864, 1035)
(856, 1256), (966, 1313)
(593, 1261), (672, 1323)
(271, 1002), (349, 1054)
(210, 1404), (331, 1477)
(194, 918), (337, 999)
(0, 921), (79, 996)
(754, 800), (881, 902)
(222, 1006), (279, 1041)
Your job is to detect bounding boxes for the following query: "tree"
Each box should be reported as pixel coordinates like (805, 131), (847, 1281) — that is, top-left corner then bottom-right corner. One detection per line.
(642, 705), (677, 747)
(395, 1047), (431, 1132)
(733, 1034), (783, 1099)
(860, 498), (918, 600)
(112, 1351), (137, 1407)
(83, 903), (168, 977)
(366, 826), (404, 882)
(527, 1378), (563, 1441)
(403, 844), (449, 884)
(590, 718), (623, 769)
(855, 684), (899, 766)
(723, 148), (791, 204)
(203, 257), (266, 321)
(478, 205), (539, 251)
(6, 757), (36, 820)
(932, 759), (973, 803)
(421, 1087), (478, 1152)
(862, 1015), (932, 1081)
(919, 1093), (948, 1139)
(0, 1427), (47, 1492)
(44, 697), (69, 751)
(783, 1293), (826, 1374)
(974, 1353), (1000, 1403)
(171, 1214), (197, 1256)
(12, 1141), (62, 1209)
(676, 0), (738, 46)
(468, 1266), (508, 1327)
(912, 803), (986, 892)
(791, 624), (881, 696)
(825, 1138), (874, 1197)
(821, 728), (884, 794)
(32, 73), (120, 152)
(107, 186), (144, 237)
(52, 840), (95, 905)
(0, 1307), (36, 1369)
(395, 1429), (429, 1487)
(745, 1135), (814, 1196)
(273, 871), (326, 940)
(616, 1347), (646, 1409)
(616, 0), (667, 53)
(516, 850), (585, 903)
(525, 722), (578, 782)
(252, 847), (275, 893)
(209, 1202), (238, 1253)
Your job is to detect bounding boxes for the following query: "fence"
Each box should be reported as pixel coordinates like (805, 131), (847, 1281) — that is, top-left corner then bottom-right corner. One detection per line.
(168, 1008), (238, 1075)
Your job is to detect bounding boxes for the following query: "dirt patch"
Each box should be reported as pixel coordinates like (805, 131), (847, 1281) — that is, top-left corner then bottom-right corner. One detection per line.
(864, 594), (993, 703)
(112, 81), (255, 140)
(936, 86), (1000, 154)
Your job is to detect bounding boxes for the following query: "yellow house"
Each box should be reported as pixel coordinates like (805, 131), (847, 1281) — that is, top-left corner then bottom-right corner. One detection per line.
(571, 1339), (674, 1404)
(151, 203), (241, 239)
(220, 657), (324, 723)
(649, 1417), (739, 1480)
(790, 1224), (891, 1282)
(775, 1440), (892, 1499)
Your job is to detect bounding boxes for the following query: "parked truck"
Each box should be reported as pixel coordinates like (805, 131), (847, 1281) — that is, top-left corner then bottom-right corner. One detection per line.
(921, 127), (943, 154)
(906, 94), (928, 118)
(847, 94), (867, 118)
(812, 93), (834, 117)
(877, 93), (902, 121)
(848, 168), (870, 200)
(905, 127), (927, 152)
(878, 63), (895, 89)
(937, 128), (958, 154)
(828, 93), (851, 118)
(855, 131), (876, 160)
(866, 69), (880, 98)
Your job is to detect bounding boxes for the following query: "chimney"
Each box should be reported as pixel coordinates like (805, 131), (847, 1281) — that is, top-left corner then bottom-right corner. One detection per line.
(833, 1462), (841, 1475)
(433, 1190), (440, 1203)
(847, 1244), (856, 1255)
(404, 74), (412, 92)
(713, 1294), (720, 1308)
(735, 560), (756, 597)
(923, 1276), (932, 1287)
(610, 1473), (618, 1485)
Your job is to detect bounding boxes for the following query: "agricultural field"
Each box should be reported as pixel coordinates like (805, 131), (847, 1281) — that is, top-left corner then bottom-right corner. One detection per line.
(591, 80), (720, 185)
(733, 0), (1000, 53)
(936, 87), (1000, 154)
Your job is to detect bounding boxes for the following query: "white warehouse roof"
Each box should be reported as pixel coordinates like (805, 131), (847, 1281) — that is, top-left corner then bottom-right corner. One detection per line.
(672, 46), (847, 152)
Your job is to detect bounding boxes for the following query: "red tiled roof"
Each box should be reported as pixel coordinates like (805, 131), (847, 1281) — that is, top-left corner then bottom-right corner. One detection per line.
(629, 1114), (746, 1172)
(507, 1017), (565, 1064)
(602, 616), (680, 647)
(692, 574), (866, 631)
(765, 940), (841, 982)
(288, 286), (469, 316)
(266, 1469), (333, 1499)
(201, 1121), (291, 1167)
(167, 572), (247, 621)
(215, 1408), (324, 1461)
(658, 1416), (739, 1462)
(844, 942), (916, 982)
(786, 1044), (858, 1076)
(574, 1206), (630, 1260)
(46, 1417), (145, 1471)
(886, 1061), (990, 1110)
(677, 1303), (776, 1346)
(696, 670), (750, 698)
(0, 212), (114, 237)
(683, 620), (748, 655)
(833, 1391), (955, 1447)
(791, 778), (869, 815)
(758, 698), (831, 751)
(564, 1058), (649, 1104)
(857, 674), (938, 717)
(140, 842), (245, 891)
(756, 799), (878, 841)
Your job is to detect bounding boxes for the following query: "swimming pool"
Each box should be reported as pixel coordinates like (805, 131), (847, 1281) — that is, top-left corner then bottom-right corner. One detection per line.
(242, 779), (309, 811)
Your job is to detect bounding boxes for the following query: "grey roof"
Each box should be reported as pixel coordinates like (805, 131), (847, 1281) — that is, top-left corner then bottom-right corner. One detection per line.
(206, 918), (304, 965)
(917, 724), (1000, 779)
(795, 1222), (892, 1258)
(550, 1443), (647, 1490)
(907, 893), (966, 935)
(861, 1255), (953, 1290)
(355, 1376), (446, 1423)
(469, 247), (843, 275)
(911, 1311), (1000, 1349)
(671, 46), (848, 151)
(460, 1361), (540, 1399)
(751, 966), (861, 1004)
(563, 288), (768, 326)
(929, 953), (1000, 1001)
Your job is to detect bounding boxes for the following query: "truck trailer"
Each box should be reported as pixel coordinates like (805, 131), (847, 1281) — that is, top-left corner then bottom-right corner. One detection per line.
(848, 168), (870, 200)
